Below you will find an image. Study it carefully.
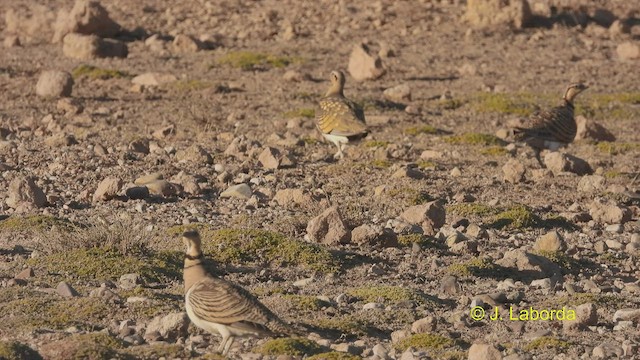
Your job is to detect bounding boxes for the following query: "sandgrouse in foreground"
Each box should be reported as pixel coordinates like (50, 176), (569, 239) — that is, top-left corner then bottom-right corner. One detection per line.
(182, 230), (296, 355)
(316, 70), (368, 159)
(513, 83), (588, 164)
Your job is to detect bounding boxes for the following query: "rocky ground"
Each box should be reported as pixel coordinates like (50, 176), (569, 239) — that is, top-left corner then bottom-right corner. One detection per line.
(1, 0), (639, 359)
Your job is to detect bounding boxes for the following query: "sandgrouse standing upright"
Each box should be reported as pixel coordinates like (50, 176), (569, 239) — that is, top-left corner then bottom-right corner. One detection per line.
(315, 70), (368, 159)
(513, 83), (588, 164)
(182, 230), (296, 355)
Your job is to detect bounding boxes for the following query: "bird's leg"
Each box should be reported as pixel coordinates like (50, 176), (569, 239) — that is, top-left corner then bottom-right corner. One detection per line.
(534, 149), (544, 168)
(222, 336), (235, 355)
(333, 142), (344, 159)
(217, 335), (229, 354)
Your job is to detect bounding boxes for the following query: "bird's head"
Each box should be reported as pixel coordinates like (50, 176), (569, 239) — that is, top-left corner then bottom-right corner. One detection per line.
(182, 230), (203, 258)
(326, 70), (346, 96)
(564, 83), (588, 102)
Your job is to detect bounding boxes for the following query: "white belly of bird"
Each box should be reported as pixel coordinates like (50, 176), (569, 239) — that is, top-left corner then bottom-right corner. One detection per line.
(543, 140), (564, 151)
(322, 133), (348, 146)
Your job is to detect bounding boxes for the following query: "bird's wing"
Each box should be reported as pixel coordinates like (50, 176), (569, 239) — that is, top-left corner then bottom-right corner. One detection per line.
(515, 105), (575, 143)
(187, 277), (284, 335)
(316, 97), (368, 136)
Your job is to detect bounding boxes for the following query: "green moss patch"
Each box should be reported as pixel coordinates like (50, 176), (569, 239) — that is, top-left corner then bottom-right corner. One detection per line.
(217, 51), (301, 70)
(255, 338), (322, 356)
(123, 344), (199, 359)
(446, 257), (497, 277)
(28, 247), (182, 282)
(284, 295), (329, 311)
(490, 204), (540, 229)
(444, 133), (504, 146)
(308, 352), (362, 360)
(395, 333), (454, 352)
(0, 341), (42, 360)
(447, 203), (498, 218)
(405, 125), (438, 136)
(595, 142), (640, 155)
(72, 64), (130, 80)
(480, 146), (508, 156)
(370, 159), (392, 168)
(40, 333), (125, 360)
(0, 215), (73, 232)
(523, 336), (570, 352)
(472, 92), (541, 116)
(311, 315), (372, 336)
(284, 108), (315, 118)
(364, 140), (390, 148)
(170, 79), (216, 91)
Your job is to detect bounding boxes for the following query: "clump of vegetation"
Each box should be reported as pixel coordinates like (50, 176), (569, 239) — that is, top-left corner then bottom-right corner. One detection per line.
(348, 285), (423, 304)
(364, 140), (390, 148)
(446, 257), (497, 277)
(167, 227), (338, 272)
(0, 341), (43, 360)
(283, 108), (315, 118)
(255, 338), (322, 356)
(72, 64), (130, 80)
(123, 343), (200, 359)
(170, 79), (215, 91)
(29, 247), (182, 282)
(595, 141), (640, 155)
(416, 160), (436, 170)
(603, 170), (623, 178)
(490, 204), (540, 229)
(284, 295), (329, 311)
(480, 146), (508, 156)
(397, 234), (429, 246)
(472, 92), (540, 116)
(444, 133), (504, 146)
(41, 333), (125, 360)
(307, 352), (362, 360)
(405, 125), (438, 136)
(446, 203), (497, 217)
(370, 159), (392, 168)
(0, 215), (73, 233)
(312, 315), (372, 336)
(523, 336), (570, 352)
(395, 333), (454, 352)
(437, 98), (464, 110)
(217, 51), (301, 70)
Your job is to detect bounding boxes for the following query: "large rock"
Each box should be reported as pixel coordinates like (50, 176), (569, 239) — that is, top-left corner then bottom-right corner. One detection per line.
(348, 43), (385, 81)
(577, 175), (605, 193)
(220, 184), (252, 199)
(62, 33), (127, 59)
(502, 158), (526, 184)
(563, 303), (597, 332)
(131, 72), (178, 86)
(6, 176), (47, 210)
(145, 312), (189, 342)
(465, 0), (532, 29)
(272, 188), (314, 208)
(543, 152), (592, 176)
(52, 0), (121, 43)
(306, 206), (351, 245)
(616, 42), (640, 61)
(258, 147), (294, 169)
(589, 198), (632, 225)
(495, 249), (561, 278)
(351, 224), (398, 247)
(575, 116), (616, 142)
(175, 144), (213, 164)
(468, 343), (502, 360)
(4, 5), (56, 44)
(399, 201), (446, 236)
(383, 84), (411, 103)
(93, 177), (122, 202)
(534, 231), (566, 252)
(36, 70), (73, 98)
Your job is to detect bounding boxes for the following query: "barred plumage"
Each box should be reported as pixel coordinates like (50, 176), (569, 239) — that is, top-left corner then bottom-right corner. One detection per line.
(316, 70), (368, 159)
(182, 231), (296, 355)
(513, 83), (588, 162)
